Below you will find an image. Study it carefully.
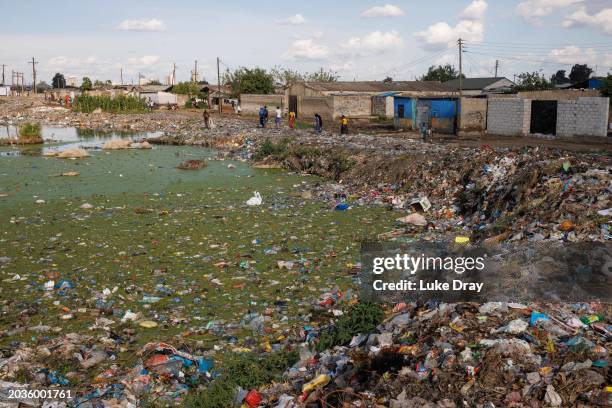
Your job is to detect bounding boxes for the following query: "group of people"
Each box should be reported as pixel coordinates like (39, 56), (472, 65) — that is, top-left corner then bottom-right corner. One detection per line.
(257, 106), (350, 135)
(258, 106), (283, 129)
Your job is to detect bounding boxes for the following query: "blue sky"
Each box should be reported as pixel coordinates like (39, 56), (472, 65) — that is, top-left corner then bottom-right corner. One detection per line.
(1, 0), (610, 85)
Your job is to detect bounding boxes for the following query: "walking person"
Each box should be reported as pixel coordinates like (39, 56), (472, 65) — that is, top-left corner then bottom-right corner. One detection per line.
(258, 106), (265, 128)
(263, 106), (269, 127)
(314, 113), (322, 134)
(340, 115), (349, 135)
(203, 110), (210, 129)
(275, 106), (282, 129)
(288, 111), (296, 129)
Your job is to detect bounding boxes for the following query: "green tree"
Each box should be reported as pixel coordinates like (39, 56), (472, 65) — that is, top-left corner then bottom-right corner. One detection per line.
(383, 76), (393, 83)
(52, 73), (66, 89)
(172, 81), (202, 95)
(148, 79), (162, 85)
(569, 64), (593, 84)
(81, 77), (92, 91)
(224, 67), (274, 97)
(307, 68), (339, 82)
(550, 70), (570, 85)
(270, 66), (339, 87)
(601, 73), (612, 97)
(515, 71), (551, 91)
(419, 64), (463, 82)
(270, 66), (305, 86)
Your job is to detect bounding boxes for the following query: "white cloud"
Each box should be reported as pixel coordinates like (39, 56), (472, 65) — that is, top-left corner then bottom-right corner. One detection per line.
(414, 1), (486, 50)
(546, 46), (612, 76)
(361, 4), (405, 18)
(562, 7), (612, 35)
(515, 0), (583, 24)
(117, 18), (167, 32)
(548, 45), (595, 64)
(129, 55), (160, 66)
(415, 20), (484, 50)
(275, 14), (307, 25)
(459, 0), (488, 20)
(282, 38), (330, 61)
(341, 31), (404, 56)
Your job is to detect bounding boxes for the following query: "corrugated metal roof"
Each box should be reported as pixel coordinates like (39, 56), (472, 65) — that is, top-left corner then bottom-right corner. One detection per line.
(443, 77), (512, 91)
(302, 81), (449, 93)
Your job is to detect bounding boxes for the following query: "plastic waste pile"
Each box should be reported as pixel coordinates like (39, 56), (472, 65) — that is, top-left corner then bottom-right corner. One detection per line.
(255, 301), (610, 407)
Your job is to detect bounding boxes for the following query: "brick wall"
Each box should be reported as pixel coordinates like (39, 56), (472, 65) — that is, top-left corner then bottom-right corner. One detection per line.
(487, 98), (531, 136)
(557, 97), (609, 138)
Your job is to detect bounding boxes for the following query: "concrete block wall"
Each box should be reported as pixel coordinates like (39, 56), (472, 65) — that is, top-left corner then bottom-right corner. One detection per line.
(487, 98), (531, 136)
(298, 96), (334, 123)
(557, 97), (609, 138)
(459, 97), (487, 132)
(240, 94), (285, 116)
(332, 95), (372, 119)
(372, 96), (394, 119)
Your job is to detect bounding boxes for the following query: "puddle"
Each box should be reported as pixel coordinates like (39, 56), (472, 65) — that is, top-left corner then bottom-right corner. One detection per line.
(0, 125), (162, 154)
(0, 126), (398, 354)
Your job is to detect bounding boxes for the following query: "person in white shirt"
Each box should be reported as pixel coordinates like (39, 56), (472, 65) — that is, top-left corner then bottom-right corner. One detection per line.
(275, 107), (282, 129)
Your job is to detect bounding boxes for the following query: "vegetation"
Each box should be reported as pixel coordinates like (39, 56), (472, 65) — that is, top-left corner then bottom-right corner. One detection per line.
(148, 79), (162, 85)
(18, 123), (43, 144)
(315, 302), (384, 352)
(569, 64), (593, 84)
(601, 73), (612, 97)
(93, 79), (112, 88)
(515, 71), (552, 91)
(183, 350), (298, 408)
(172, 82), (202, 95)
(550, 70), (570, 86)
(252, 138), (292, 161)
(73, 94), (147, 113)
(80, 77), (92, 91)
(419, 64), (464, 82)
(224, 67), (274, 97)
(52, 73), (66, 89)
(270, 66), (339, 87)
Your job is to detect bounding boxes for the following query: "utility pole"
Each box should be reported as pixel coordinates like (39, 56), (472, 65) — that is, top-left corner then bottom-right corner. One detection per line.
(217, 57), (221, 115)
(29, 57), (38, 93)
(458, 38), (463, 98)
(172, 63), (176, 85)
(120, 67), (123, 85)
(1, 65), (5, 86)
(494, 60), (499, 78)
(193, 60), (198, 83)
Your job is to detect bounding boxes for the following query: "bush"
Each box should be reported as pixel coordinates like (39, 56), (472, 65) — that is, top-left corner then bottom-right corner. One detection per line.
(315, 302), (384, 352)
(252, 138), (292, 161)
(18, 123), (43, 144)
(73, 94), (147, 113)
(183, 350), (298, 408)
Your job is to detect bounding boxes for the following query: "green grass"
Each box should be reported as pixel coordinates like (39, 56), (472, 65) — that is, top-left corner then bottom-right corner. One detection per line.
(315, 302), (384, 352)
(295, 120), (314, 129)
(252, 138), (292, 161)
(73, 94), (148, 113)
(183, 350), (298, 408)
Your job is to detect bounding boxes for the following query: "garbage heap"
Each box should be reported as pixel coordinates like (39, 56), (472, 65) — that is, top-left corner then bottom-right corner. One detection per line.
(285, 145), (611, 244)
(256, 301), (610, 407)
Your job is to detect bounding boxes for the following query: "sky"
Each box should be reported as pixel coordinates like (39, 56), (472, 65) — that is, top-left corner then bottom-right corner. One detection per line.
(0, 0), (611, 86)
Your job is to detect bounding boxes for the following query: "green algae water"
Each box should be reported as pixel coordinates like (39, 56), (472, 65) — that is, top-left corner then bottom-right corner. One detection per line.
(0, 128), (397, 358)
